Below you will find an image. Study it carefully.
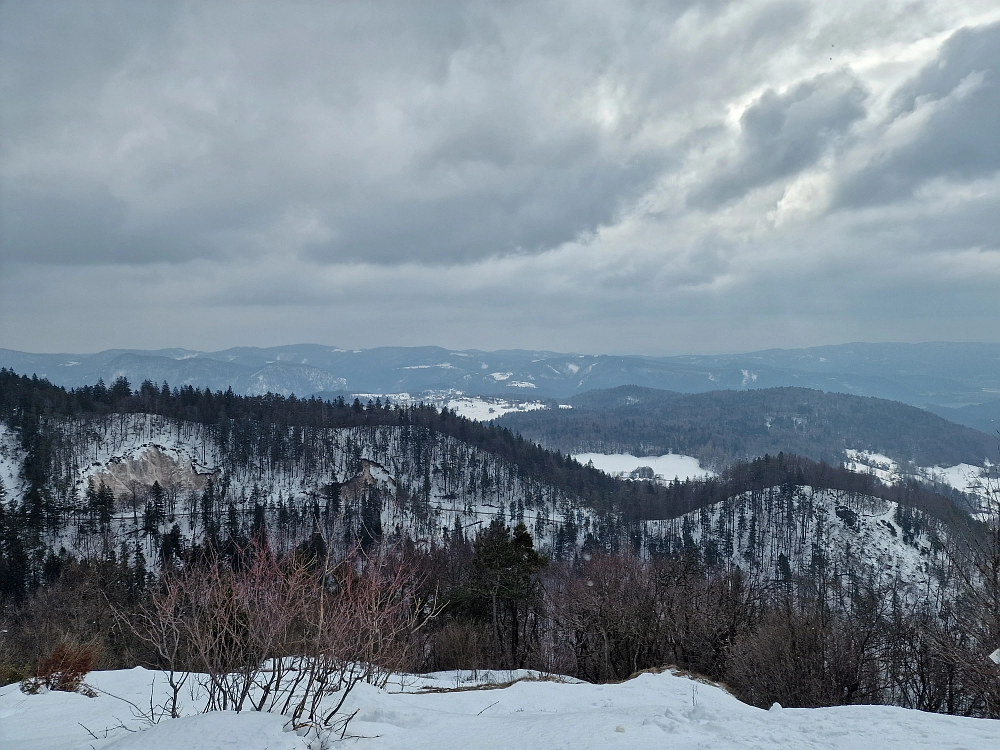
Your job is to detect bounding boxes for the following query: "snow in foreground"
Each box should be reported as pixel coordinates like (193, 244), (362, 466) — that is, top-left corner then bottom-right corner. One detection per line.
(3, 668), (998, 750)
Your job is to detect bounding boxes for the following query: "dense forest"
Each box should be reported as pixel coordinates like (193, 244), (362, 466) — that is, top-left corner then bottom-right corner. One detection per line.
(498, 385), (999, 470)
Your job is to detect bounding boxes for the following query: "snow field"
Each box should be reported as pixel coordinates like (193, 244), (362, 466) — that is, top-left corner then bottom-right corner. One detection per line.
(923, 463), (992, 496)
(844, 448), (994, 503)
(573, 452), (715, 482)
(843, 449), (902, 484)
(2, 667), (999, 750)
(351, 392), (549, 422)
(443, 396), (546, 422)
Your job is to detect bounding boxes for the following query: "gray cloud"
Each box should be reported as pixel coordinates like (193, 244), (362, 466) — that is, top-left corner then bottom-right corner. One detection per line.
(0, 1), (677, 266)
(691, 71), (868, 207)
(834, 22), (1000, 208)
(1, 1), (998, 356)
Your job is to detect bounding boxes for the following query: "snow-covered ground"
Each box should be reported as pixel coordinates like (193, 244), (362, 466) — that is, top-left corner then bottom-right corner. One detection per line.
(923, 463), (992, 495)
(352, 392), (548, 422)
(0, 423), (26, 497)
(3, 667), (998, 750)
(843, 449), (902, 484)
(443, 396), (546, 421)
(844, 449), (995, 503)
(574, 452), (715, 482)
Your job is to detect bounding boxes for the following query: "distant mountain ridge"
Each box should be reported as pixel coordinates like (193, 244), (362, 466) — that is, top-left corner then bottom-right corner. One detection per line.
(2, 341), (999, 424)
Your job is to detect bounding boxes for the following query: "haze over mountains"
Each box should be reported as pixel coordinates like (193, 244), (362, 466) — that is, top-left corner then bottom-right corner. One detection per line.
(2, 342), (999, 430)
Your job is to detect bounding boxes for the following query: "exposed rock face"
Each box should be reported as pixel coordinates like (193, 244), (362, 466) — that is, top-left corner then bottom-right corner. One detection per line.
(89, 445), (218, 501)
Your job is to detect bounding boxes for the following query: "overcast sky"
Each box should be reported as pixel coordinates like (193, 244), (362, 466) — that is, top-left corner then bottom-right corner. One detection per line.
(2, 0), (999, 355)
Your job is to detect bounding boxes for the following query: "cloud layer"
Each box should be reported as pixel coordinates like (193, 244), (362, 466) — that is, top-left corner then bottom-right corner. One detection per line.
(2, 0), (999, 354)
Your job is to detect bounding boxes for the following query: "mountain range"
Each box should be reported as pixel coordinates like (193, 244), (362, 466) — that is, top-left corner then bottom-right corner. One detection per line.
(2, 341), (999, 430)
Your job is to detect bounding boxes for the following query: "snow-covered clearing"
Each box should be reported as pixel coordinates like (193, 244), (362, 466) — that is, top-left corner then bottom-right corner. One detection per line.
(352, 392), (547, 422)
(843, 449), (901, 484)
(2, 667), (998, 750)
(574, 452), (714, 482)
(923, 463), (991, 495)
(844, 449), (994, 501)
(444, 396), (546, 421)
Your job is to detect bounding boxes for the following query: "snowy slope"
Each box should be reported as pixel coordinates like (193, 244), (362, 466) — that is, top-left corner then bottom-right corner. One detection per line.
(0, 413), (960, 584)
(844, 448), (995, 510)
(0, 413), (592, 555)
(644, 486), (945, 595)
(2, 667), (999, 750)
(0, 423), (26, 499)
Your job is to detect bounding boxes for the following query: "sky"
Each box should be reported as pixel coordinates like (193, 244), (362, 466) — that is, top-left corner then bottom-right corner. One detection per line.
(1, 0), (999, 356)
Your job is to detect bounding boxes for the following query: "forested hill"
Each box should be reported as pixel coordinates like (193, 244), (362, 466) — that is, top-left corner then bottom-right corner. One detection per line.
(497, 386), (999, 470)
(0, 371), (971, 529)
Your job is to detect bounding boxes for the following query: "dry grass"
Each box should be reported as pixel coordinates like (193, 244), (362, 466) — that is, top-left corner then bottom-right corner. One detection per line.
(21, 643), (96, 695)
(414, 673), (572, 694)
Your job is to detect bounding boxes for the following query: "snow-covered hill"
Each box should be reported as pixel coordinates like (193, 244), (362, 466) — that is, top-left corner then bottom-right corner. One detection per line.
(2, 667), (998, 750)
(0, 410), (963, 600)
(646, 485), (946, 597)
(1, 412), (594, 558)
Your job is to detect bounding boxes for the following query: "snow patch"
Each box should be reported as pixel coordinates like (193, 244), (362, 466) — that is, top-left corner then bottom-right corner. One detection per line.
(844, 449), (901, 484)
(574, 453), (714, 482)
(445, 396), (546, 422)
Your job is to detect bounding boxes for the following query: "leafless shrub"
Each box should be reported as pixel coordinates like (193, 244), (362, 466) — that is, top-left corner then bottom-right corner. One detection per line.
(20, 642), (96, 695)
(122, 538), (437, 729)
(548, 555), (759, 684)
(283, 545), (435, 727)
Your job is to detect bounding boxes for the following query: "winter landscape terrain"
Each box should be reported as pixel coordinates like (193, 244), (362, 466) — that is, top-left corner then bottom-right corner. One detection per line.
(5, 0), (1000, 744)
(4, 667), (1000, 750)
(1, 352), (998, 750)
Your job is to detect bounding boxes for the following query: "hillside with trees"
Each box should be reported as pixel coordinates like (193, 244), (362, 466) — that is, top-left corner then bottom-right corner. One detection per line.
(497, 386), (999, 471)
(2, 371), (999, 720)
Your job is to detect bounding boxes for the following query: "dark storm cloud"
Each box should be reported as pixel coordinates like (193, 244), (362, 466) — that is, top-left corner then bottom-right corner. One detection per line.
(690, 71), (868, 208)
(834, 22), (1000, 208)
(0, 0), (676, 266)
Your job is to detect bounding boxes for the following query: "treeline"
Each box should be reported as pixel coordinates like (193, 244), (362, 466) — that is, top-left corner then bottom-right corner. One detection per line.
(498, 385), (998, 470)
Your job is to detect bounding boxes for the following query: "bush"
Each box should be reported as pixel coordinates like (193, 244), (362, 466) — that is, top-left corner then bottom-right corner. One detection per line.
(20, 642), (96, 695)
